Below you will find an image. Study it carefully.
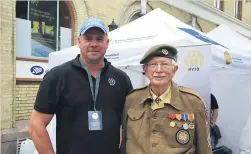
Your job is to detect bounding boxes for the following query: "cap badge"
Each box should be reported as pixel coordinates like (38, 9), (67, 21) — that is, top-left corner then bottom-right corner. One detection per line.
(162, 49), (169, 55)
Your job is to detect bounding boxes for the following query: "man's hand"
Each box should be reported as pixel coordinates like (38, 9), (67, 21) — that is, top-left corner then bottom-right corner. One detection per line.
(211, 109), (219, 127)
(210, 120), (215, 127)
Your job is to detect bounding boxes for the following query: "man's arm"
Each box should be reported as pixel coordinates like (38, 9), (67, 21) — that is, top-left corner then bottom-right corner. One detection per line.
(120, 106), (128, 154)
(211, 109), (218, 126)
(210, 94), (219, 126)
(195, 101), (213, 154)
(30, 67), (61, 154)
(29, 110), (55, 154)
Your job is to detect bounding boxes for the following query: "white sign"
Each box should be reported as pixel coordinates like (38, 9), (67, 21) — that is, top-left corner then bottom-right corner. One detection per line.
(174, 45), (212, 117)
(16, 60), (48, 79)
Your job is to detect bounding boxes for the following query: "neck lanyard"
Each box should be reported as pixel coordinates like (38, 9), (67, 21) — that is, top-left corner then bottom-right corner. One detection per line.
(79, 58), (102, 111)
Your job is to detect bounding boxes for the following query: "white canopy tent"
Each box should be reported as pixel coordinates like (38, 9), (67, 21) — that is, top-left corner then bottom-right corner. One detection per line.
(106, 8), (251, 70)
(42, 8), (251, 154)
(207, 24), (251, 154)
(207, 24), (251, 54)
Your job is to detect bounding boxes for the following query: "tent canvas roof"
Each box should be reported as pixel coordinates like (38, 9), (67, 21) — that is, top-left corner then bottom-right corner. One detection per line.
(207, 24), (251, 53)
(49, 8), (251, 70)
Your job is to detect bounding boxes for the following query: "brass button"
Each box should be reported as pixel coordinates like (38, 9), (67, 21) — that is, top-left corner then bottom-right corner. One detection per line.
(152, 143), (157, 147)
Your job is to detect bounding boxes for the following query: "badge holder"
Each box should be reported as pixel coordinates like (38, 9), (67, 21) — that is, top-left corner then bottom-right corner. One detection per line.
(79, 62), (103, 131)
(88, 111), (103, 131)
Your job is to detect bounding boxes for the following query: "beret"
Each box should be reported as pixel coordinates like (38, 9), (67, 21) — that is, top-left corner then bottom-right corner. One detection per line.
(140, 44), (178, 64)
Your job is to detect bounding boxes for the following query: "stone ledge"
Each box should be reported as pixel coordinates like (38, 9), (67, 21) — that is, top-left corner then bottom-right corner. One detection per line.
(1, 120), (30, 142)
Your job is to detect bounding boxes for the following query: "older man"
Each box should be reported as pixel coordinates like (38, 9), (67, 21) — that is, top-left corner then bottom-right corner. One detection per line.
(121, 44), (212, 154)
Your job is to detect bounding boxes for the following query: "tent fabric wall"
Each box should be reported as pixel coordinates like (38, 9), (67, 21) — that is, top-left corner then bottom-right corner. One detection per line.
(211, 68), (251, 154)
(239, 111), (251, 153)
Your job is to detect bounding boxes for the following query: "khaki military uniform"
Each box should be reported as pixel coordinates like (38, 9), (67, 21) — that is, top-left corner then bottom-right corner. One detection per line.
(121, 82), (212, 154)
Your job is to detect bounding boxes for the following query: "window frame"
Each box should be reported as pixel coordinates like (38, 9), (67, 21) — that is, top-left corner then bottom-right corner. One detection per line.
(16, 0), (75, 61)
(214, 0), (224, 11)
(234, 0), (243, 20)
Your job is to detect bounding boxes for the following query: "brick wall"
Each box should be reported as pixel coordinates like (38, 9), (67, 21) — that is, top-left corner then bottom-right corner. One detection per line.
(1, 0), (16, 129)
(15, 82), (40, 120)
(150, 1), (192, 23)
(71, 0), (87, 44)
(190, 0), (251, 26)
(242, 2), (251, 25)
(203, 0), (214, 6)
(197, 17), (217, 33)
(222, 0), (235, 17)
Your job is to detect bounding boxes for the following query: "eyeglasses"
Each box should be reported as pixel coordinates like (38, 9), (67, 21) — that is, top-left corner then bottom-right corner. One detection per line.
(147, 63), (174, 69)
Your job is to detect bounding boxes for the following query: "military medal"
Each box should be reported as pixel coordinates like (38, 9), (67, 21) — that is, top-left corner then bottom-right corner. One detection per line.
(169, 113), (176, 120)
(188, 114), (195, 121)
(170, 121), (176, 128)
(175, 114), (182, 121)
(188, 122), (194, 129)
(176, 129), (190, 145)
(183, 123), (189, 130)
(176, 121), (183, 128)
(181, 114), (188, 121)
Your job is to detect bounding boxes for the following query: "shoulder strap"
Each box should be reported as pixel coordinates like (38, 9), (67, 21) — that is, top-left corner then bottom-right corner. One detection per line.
(128, 85), (148, 95)
(178, 86), (203, 101)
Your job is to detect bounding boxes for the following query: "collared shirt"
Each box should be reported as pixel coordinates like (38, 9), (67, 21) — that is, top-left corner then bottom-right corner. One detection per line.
(34, 54), (133, 154)
(150, 85), (171, 110)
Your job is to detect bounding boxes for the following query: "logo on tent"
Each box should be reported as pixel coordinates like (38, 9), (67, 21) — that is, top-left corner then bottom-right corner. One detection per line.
(178, 28), (228, 49)
(185, 51), (204, 71)
(224, 51), (232, 65)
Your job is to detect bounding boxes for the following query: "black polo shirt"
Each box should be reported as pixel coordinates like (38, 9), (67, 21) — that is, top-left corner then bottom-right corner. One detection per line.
(34, 55), (133, 154)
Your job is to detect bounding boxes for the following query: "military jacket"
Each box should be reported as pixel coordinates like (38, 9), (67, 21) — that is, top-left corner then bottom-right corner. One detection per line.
(121, 82), (212, 154)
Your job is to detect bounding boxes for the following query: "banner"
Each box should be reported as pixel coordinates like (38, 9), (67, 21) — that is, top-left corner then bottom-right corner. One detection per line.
(174, 44), (211, 120)
(29, 0), (57, 58)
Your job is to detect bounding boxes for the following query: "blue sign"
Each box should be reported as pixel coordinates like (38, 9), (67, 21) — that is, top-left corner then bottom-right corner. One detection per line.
(30, 66), (44, 75)
(178, 28), (228, 49)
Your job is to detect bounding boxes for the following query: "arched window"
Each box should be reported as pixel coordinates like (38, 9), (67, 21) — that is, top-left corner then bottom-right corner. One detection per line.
(60, 1), (71, 29)
(16, 0), (74, 60)
(129, 12), (143, 22)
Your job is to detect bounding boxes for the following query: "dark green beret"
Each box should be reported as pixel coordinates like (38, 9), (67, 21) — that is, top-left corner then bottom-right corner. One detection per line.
(140, 44), (178, 64)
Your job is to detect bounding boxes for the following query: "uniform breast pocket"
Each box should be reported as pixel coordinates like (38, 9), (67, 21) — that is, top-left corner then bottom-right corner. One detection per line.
(126, 109), (145, 141)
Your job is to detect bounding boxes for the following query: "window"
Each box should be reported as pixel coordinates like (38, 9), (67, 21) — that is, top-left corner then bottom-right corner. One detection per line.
(16, 0), (73, 60)
(129, 12), (143, 22)
(234, 0), (243, 20)
(16, 1), (28, 19)
(214, 0), (224, 11)
(219, 0), (224, 11)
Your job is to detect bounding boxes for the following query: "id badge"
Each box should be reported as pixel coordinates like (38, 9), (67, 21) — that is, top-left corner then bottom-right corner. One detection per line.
(88, 111), (103, 131)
